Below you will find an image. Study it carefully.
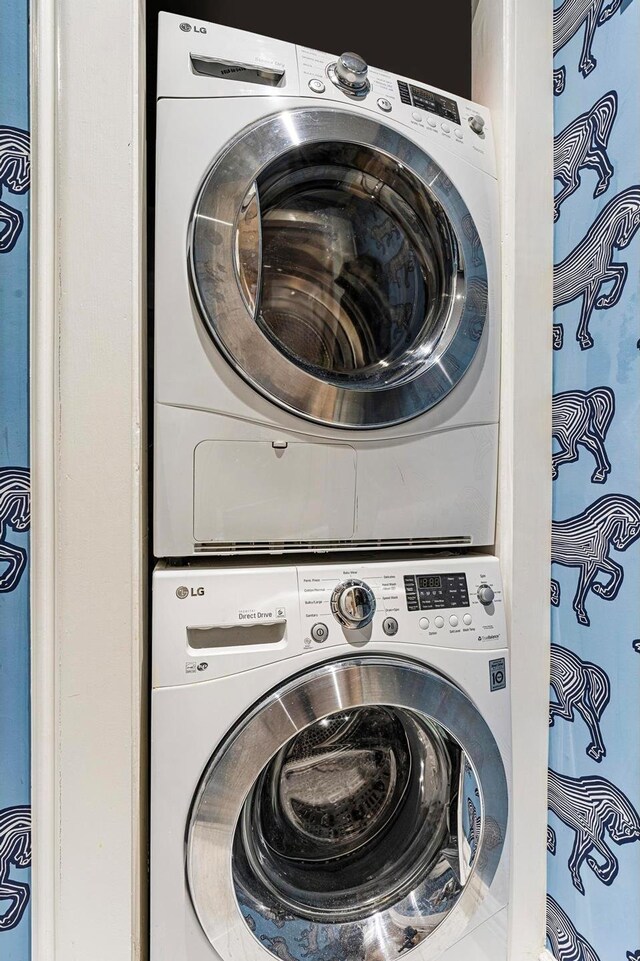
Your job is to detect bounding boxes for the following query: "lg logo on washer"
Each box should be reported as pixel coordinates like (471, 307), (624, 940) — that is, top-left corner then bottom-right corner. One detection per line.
(179, 22), (207, 34)
(176, 586), (205, 599)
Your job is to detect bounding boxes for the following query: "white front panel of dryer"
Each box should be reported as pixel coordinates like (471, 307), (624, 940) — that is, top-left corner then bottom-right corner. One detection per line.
(193, 439), (356, 543)
(153, 39), (500, 555)
(154, 95), (499, 431)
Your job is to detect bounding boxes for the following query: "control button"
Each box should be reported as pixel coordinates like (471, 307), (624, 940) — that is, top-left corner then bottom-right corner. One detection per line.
(469, 113), (486, 135)
(383, 617), (399, 636)
(412, 111), (423, 122)
(441, 122), (451, 134)
(434, 616), (445, 629)
(311, 622), (329, 643)
(477, 584), (495, 606)
(427, 117), (437, 128)
(463, 613), (473, 626)
(377, 97), (392, 112)
(308, 78), (325, 94)
(455, 129), (463, 140)
(419, 617), (430, 631)
(449, 615), (459, 627)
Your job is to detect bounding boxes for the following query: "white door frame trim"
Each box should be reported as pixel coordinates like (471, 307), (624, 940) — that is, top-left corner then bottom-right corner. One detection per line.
(30, 0), (58, 954)
(474, 1), (553, 958)
(29, 2), (551, 959)
(30, 0), (146, 958)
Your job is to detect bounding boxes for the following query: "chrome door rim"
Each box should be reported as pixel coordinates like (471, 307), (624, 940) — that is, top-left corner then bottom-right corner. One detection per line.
(188, 107), (489, 429)
(186, 656), (508, 961)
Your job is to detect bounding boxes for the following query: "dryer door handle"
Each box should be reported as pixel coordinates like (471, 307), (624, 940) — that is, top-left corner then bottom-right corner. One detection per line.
(234, 180), (263, 320)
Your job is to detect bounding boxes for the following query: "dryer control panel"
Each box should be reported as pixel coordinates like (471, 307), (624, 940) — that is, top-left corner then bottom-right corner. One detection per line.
(157, 13), (496, 178)
(152, 555), (506, 688)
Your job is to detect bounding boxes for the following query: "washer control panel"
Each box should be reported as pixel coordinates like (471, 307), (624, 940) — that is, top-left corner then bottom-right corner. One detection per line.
(153, 555), (506, 687)
(299, 555), (505, 653)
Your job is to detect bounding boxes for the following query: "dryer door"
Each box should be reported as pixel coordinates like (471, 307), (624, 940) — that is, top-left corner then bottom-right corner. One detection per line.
(186, 656), (508, 961)
(189, 108), (488, 429)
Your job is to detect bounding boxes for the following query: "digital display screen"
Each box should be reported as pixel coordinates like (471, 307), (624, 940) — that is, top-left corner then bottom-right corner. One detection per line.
(417, 576), (442, 590)
(404, 572), (469, 612)
(398, 81), (461, 125)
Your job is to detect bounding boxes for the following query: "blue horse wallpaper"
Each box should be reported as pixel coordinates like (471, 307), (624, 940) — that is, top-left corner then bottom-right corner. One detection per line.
(550, 1), (640, 959)
(0, 1), (32, 958)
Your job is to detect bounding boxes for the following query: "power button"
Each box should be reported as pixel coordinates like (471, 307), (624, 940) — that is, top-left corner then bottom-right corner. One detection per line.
(311, 622), (329, 643)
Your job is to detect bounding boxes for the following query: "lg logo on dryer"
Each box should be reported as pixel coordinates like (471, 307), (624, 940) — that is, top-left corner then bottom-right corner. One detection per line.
(179, 22), (207, 33)
(176, 586), (205, 599)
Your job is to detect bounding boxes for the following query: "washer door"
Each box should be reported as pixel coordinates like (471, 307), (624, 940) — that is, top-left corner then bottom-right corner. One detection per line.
(189, 108), (488, 429)
(187, 656), (507, 961)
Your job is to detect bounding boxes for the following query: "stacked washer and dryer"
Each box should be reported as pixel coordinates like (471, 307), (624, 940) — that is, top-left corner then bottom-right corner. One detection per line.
(151, 13), (510, 961)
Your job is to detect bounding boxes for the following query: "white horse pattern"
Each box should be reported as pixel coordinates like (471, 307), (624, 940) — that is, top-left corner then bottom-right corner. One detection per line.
(553, 0), (629, 94)
(0, 805), (31, 931)
(552, 387), (615, 483)
(546, 894), (601, 961)
(0, 126), (30, 254)
(551, 494), (640, 625)
(0, 466), (30, 592)
(549, 644), (611, 761)
(548, 768), (640, 893)
(553, 185), (640, 349)
(554, 91), (617, 220)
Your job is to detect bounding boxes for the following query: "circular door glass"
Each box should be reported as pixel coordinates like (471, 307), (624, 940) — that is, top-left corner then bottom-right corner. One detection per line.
(234, 142), (455, 386)
(186, 657), (507, 961)
(190, 108), (489, 428)
(234, 706), (454, 924)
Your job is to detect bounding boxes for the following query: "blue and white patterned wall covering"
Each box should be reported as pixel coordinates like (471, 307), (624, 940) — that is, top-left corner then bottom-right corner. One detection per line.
(549, 1), (640, 959)
(0, 0), (32, 957)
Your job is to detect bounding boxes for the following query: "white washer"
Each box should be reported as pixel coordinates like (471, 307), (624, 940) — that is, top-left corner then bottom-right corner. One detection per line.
(151, 555), (511, 961)
(154, 14), (501, 557)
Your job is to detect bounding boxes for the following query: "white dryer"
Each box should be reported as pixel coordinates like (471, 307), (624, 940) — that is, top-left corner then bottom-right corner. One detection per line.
(154, 14), (501, 557)
(151, 555), (510, 961)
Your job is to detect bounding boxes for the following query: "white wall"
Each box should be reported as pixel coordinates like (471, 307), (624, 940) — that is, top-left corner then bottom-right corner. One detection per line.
(473, 1), (553, 958)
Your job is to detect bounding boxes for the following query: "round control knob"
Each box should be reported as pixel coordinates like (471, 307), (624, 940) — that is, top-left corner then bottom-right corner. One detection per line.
(328, 52), (370, 97)
(477, 584), (495, 606)
(335, 52), (368, 90)
(331, 579), (376, 629)
(469, 113), (486, 135)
